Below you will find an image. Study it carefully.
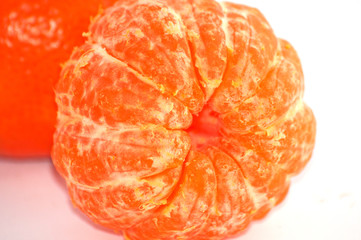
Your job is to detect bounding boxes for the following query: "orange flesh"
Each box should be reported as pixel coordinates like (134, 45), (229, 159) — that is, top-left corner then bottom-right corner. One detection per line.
(52, 0), (316, 239)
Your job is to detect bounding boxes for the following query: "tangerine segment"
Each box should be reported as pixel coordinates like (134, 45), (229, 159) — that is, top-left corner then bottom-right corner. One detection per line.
(89, 0), (205, 113)
(255, 102), (316, 175)
(220, 40), (304, 132)
(196, 147), (253, 240)
(53, 120), (191, 228)
(57, 44), (192, 129)
(223, 101), (316, 175)
(218, 101), (316, 219)
(67, 166), (182, 229)
(124, 150), (216, 240)
(219, 137), (289, 218)
(210, 2), (278, 113)
(165, 0), (227, 99)
(53, 118), (191, 186)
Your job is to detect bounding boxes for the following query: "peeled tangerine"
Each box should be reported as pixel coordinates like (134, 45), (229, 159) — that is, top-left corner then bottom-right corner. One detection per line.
(52, 0), (316, 239)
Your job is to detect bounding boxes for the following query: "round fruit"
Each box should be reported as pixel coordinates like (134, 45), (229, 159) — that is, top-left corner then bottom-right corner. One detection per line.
(0, 0), (116, 157)
(52, 0), (316, 239)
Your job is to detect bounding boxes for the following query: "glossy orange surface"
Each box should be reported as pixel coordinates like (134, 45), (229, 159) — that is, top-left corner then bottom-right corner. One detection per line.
(52, 0), (316, 239)
(0, 0), (116, 157)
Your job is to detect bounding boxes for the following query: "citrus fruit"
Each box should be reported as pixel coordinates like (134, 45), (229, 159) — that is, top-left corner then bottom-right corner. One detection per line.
(0, 0), (116, 157)
(51, 0), (316, 239)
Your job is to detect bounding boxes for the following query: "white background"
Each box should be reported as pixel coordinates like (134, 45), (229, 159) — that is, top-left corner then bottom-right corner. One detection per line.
(1, 0), (361, 239)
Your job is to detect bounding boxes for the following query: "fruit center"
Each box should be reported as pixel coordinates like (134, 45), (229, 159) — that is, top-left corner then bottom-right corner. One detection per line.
(186, 104), (221, 150)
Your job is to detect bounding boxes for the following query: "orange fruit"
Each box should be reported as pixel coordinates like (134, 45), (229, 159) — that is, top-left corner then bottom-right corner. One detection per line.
(51, 0), (316, 239)
(0, 0), (116, 157)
